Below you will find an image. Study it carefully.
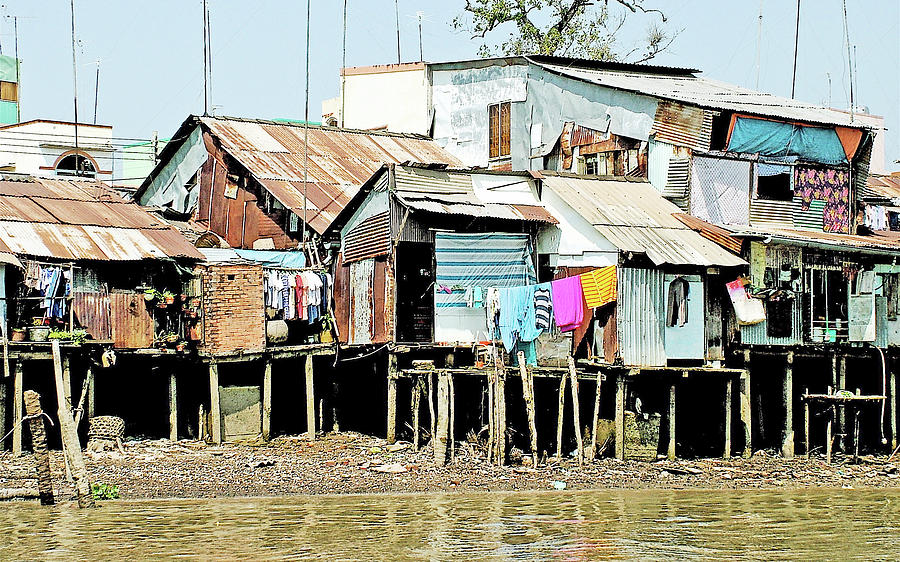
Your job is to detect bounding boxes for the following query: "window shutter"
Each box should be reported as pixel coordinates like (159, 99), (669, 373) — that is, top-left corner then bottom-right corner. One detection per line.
(489, 104), (499, 159)
(500, 102), (511, 157)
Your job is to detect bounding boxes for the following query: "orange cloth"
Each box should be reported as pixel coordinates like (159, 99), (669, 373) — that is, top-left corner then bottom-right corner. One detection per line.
(579, 266), (616, 308)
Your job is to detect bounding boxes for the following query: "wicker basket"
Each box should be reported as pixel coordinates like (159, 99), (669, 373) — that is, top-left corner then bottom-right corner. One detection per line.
(88, 416), (125, 441)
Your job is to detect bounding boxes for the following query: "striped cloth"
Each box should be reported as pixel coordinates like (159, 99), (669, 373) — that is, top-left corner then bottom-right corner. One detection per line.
(580, 266), (617, 308)
(534, 284), (552, 330)
(434, 233), (537, 308)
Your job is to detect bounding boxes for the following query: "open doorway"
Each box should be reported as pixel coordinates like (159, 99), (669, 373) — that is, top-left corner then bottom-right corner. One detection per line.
(396, 242), (433, 342)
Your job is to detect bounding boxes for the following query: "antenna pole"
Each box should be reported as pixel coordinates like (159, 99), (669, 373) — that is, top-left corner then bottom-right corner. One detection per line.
(790, 0), (800, 98)
(70, 0), (80, 175)
(754, 0), (763, 89)
(93, 60), (99, 124)
(302, 0), (310, 251)
(202, 0), (208, 116)
(842, 0), (854, 121)
(206, 0), (212, 113)
(341, 0), (347, 127)
(13, 15), (19, 123)
(395, 0), (401, 63)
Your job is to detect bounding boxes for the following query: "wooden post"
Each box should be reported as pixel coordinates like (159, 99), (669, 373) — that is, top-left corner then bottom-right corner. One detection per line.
(486, 369), (495, 464)
(782, 350), (795, 459)
(61, 354), (73, 412)
(668, 383), (677, 461)
(448, 373), (455, 461)
(262, 360), (272, 441)
(411, 376), (421, 450)
(590, 372), (602, 461)
(331, 372), (341, 433)
(567, 357), (584, 465)
(496, 367), (507, 465)
(168, 371), (178, 441)
(555, 371), (566, 461)
(72, 368), (90, 428)
(0, 374), (6, 447)
(51, 341), (94, 508)
(434, 370), (449, 466)
(209, 362), (222, 445)
(724, 377), (733, 460)
(85, 364), (95, 422)
(614, 372), (626, 460)
(891, 361), (897, 451)
(427, 372), (436, 444)
(838, 354), (847, 452)
(854, 388), (861, 463)
(740, 369), (752, 458)
(826, 386), (833, 463)
(22, 390), (54, 505)
(386, 353), (398, 444)
(518, 351), (538, 467)
(305, 355), (315, 439)
(12, 360), (22, 455)
(803, 387), (810, 459)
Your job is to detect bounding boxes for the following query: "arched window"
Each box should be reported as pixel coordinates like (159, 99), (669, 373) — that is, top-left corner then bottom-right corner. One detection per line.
(55, 153), (96, 177)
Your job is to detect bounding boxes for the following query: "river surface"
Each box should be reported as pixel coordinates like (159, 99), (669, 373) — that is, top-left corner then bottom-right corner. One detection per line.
(1, 489), (898, 560)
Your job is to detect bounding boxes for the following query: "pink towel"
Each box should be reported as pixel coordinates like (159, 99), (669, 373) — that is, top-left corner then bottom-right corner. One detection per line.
(551, 276), (585, 332)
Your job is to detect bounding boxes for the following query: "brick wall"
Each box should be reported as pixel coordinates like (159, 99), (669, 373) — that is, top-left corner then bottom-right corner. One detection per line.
(200, 263), (265, 355)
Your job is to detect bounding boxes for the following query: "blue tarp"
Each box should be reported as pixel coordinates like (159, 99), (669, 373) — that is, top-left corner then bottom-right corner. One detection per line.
(727, 117), (847, 165)
(234, 249), (307, 269)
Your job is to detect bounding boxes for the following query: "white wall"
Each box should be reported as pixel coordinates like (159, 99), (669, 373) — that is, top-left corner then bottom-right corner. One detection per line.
(339, 66), (430, 135)
(0, 121), (114, 178)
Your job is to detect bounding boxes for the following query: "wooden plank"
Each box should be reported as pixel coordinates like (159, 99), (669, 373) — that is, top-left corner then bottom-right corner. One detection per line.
(12, 360), (22, 455)
(86, 364), (95, 421)
(740, 369), (752, 458)
(209, 362), (222, 445)
(803, 386), (810, 459)
(305, 355), (315, 439)
(386, 353), (397, 443)
(668, 383), (676, 461)
(568, 357), (584, 465)
(838, 355), (847, 452)
(518, 351), (538, 467)
(262, 360), (272, 441)
(434, 371), (449, 466)
(51, 341), (93, 508)
(615, 372), (626, 460)
(555, 370), (566, 460)
(168, 371), (177, 441)
(496, 370), (507, 465)
(724, 378), (733, 460)
(590, 371), (602, 460)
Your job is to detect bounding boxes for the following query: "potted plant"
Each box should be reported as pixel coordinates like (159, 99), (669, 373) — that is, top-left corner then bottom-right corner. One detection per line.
(144, 288), (158, 302)
(174, 340), (187, 352)
(162, 291), (176, 305)
(27, 318), (50, 342)
(10, 327), (26, 342)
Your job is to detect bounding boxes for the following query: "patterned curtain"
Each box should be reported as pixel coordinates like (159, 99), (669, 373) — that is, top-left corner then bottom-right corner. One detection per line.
(794, 167), (850, 233)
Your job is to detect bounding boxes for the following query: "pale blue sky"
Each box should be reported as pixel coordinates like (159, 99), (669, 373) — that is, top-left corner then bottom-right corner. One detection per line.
(1, 1), (897, 171)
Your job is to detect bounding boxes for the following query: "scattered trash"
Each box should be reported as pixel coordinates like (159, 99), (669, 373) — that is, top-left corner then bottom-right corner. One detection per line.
(247, 459), (275, 469)
(551, 480), (567, 490)
(385, 442), (410, 453)
(371, 463), (407, 474)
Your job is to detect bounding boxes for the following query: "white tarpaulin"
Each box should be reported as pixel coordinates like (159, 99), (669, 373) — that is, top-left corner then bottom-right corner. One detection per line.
(690, 156), (751, 226)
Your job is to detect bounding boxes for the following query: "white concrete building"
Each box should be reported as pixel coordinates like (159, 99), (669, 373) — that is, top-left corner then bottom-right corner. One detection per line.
(0, 119), (114, 179)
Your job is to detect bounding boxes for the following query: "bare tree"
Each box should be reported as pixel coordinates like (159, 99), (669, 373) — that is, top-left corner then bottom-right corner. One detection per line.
(453, 0), (676, 63)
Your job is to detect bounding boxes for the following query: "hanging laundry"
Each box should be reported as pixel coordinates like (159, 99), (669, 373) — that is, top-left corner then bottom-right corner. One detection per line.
(534, 283), (552, 331)
(498, 285), (543, 352)
(666, 277), (690, 327)
(510, 339), (537, 366)
(726, 278), (765, 325)
(486, 287), (501, 338)
(551, 276), (584, 333)
(580, 266), (616, 308)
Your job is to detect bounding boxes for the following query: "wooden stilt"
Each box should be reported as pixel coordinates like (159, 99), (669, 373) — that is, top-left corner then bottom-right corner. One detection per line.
(803, 387), (810, 459)
(495, 358), (507, 465)
(51, 341), (93, 508)
(411, 376), (421, 450)
(198, 404), (206, 442)
(590, 372), (602, 461)
(486, 369), (495, 464)
(740, 368), (752, 458)
(427, 373), (436, 444)
(61, 354), (73, 413)
(168, 371), (178, 441)
(12, 360), (22, 455)
(891, 361), (897, 451)
(614, 372), (626, 460)
(86, 364), (95, 421)
(838, 355), (847, 452)
(0, 375), (6, 447)
(825, 386), (833, 463)
(262, 360), (272, 441)
(434, 370), (450, 466)
(518, 351), (538, 467)
(668, 383), (676, 461)
(555, 371), (566, 461)
(853, 388), (861, 463)
(782, 350), (795, 459)
(386, 353), (398, 444)
(209, 362), (222, 445)
(724, 377), (733, 460)
(305, 355), (315, 439)
(448, 372), (455, 461)
(22, 390), (54, 505)
(331, 373), (341, 433)
(567, 357), (584, 465)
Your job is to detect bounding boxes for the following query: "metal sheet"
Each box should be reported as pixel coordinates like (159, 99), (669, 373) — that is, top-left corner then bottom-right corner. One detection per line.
(739, 298), (803, 346)
(617, 267), (666, 367)
(652, 100), (713, 152)
(749, 199), (794, 229)
(349, 258), (375, 344)
(541, 172), (746, 267)
(72, 291), (112, 341)
(343, 211), (391, 263)
(108, 291), (155, 349)
(671, 213), (743, 254)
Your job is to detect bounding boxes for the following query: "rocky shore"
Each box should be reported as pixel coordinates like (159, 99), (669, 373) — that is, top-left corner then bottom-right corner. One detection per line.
(1, 432), (899, 501)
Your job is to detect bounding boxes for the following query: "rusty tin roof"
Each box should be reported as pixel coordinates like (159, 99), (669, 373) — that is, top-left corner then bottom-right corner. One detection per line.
(0, 176), (202, 261)
(199, 116), (462, 234)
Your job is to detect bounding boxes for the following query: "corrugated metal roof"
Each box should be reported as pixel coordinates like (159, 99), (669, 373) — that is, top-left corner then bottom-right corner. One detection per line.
(540, 172), (747, 267)
(671, 213), (743, 254)
(730, 226), (900, 253)
(199, 116), (462, 235)
(864, 175), (900, 200)
(530, 59), (865, 128)
(394, 166), (558, 224)
(0, 176), (202, 261)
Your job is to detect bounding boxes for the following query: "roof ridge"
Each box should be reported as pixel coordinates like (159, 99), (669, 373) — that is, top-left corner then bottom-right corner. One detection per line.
(199, 114), (433, 141)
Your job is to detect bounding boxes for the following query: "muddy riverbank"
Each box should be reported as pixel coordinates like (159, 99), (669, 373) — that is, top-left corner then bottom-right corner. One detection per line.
(2, 432), (899, 500)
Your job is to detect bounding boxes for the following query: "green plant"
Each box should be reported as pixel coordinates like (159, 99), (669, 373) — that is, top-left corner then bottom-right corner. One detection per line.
(49, 328), (89, 345)
(91, 482), (119, 500)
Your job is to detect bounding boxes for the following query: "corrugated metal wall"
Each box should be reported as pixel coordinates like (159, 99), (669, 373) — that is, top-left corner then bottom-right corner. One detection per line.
(648, 139), (671, 193)
(343, 211), (391, 263)
(349, 258), (375, 344)
(875, 297), (900, 348)
(793, 199), (826, 231)
(739, 299), (803, 345)
(749, 199), (794, 229)
(108, 292), (155, 348)
(651, 101), (713, 152)
(617, 267), (666, 366)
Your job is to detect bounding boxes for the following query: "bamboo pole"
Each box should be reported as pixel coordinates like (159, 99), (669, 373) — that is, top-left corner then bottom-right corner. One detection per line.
(22, 390), (54, 505)
(567, 357), (584, 465)
(555, 371), (566, 461)
(590, 371), (602, 461)
(51, 341), (94, 508)
(518, 351), (538, 467)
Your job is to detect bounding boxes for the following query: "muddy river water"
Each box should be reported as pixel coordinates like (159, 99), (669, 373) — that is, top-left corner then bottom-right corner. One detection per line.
(1, 488), (898, 559)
